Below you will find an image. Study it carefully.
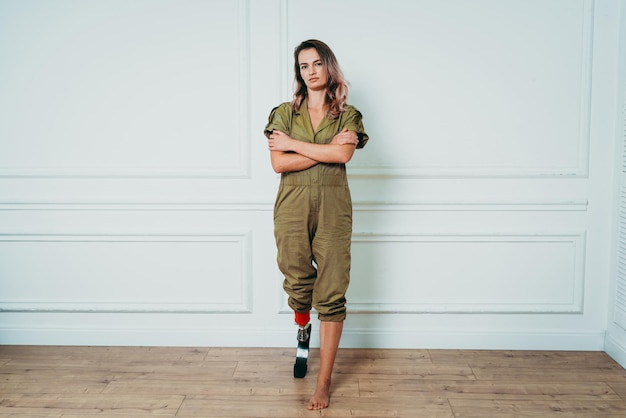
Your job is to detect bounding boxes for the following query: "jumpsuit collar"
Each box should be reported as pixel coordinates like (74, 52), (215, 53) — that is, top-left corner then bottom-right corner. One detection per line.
(300, 99), (333, 135)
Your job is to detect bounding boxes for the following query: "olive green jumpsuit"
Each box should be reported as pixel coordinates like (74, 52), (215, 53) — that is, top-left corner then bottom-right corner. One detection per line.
(264, 100), (368, 322)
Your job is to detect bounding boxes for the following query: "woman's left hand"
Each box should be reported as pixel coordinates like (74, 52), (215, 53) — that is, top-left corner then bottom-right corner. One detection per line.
(330, 128), (358, 146)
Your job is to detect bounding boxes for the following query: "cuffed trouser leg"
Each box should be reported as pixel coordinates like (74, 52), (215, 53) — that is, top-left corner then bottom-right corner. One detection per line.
(274, 186), (316, 313)
(274, 184), (352, 322)
(276, 227), (316, 313)
(312, 185), (352, 322)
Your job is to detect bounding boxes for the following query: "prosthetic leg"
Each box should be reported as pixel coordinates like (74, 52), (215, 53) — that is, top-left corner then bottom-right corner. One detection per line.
(294, 311), (311, 378)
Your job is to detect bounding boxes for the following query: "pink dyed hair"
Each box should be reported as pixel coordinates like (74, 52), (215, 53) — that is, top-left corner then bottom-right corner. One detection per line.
(291, 39), (348, 120)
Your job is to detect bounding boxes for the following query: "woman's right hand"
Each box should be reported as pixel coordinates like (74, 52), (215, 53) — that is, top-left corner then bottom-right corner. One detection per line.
(268, 130), (295, 152)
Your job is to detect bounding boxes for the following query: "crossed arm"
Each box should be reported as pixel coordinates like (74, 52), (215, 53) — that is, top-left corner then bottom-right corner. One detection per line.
(268, 128), (358, 174)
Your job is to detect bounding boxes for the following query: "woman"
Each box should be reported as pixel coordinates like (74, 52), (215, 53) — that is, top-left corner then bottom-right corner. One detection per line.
(264, 39), (368, 410)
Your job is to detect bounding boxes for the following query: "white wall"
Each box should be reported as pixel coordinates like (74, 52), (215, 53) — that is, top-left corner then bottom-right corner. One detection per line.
(0, 0), (621, 351)
(605, 0), (626, 366)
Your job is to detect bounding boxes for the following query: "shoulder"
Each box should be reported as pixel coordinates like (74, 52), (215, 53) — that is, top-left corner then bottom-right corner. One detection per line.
(264, 102), (296, 137)
(341, 104), (364, 118)
(266, 102), (294, 123)
(270, 102), (293, 115)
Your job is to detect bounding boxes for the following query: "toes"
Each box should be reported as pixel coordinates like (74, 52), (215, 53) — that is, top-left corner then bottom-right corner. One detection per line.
(307, 399), (328, 410)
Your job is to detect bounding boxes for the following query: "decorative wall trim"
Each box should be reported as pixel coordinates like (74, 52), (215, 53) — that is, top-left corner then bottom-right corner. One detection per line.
(0, 0), (251, 179)
(347, 232), (586, 314)
(0, 324), (604, 350)
(279, 0), (289, 100)
(280, 232), (586, 314)
(347, 165), (591, 179)
(0, 166), (251, 179)
(0, 202), (275, 212)
(354, 200), (589, 212)
(0, 232), (253, 314)
(339, 0), (594, 179)
(0, 199), (588, 212)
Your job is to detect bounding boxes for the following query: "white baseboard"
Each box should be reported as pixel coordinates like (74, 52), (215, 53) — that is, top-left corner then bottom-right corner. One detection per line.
(341, 329), (605, 351)
(0, 326), (606, 351)
(604, 333), (626, 368)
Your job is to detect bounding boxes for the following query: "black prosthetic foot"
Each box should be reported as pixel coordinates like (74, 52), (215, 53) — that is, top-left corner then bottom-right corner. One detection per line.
(294, 322), (311, 378)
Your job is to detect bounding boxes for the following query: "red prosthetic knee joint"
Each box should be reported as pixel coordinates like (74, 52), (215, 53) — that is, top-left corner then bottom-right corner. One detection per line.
(294, 311), (310, 327)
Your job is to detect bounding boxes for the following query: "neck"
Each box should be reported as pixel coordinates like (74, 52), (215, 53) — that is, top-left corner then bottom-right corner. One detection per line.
(307, 89), (326, 110)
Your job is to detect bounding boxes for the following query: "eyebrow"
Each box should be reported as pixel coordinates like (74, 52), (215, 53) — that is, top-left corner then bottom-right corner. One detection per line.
(300, 59), (322, 67)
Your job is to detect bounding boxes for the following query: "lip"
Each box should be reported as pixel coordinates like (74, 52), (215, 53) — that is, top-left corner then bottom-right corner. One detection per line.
(309, 77), (319, 82)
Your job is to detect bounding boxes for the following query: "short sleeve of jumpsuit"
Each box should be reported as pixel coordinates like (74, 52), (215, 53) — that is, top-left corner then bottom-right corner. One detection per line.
(264, 100), (368, 322)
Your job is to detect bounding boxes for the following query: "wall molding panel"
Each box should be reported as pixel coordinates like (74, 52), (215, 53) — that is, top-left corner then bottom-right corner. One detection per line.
(0, 232), (253, 314)
(0, 0), (251, 179)
(346, 232), (586, 314)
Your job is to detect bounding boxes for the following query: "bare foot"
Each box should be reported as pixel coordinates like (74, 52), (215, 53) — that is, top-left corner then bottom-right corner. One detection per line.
(307, 379), (331, 410)
(307, 321), (342, 410)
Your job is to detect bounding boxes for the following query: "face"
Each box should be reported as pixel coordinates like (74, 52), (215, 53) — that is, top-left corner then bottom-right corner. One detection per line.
(298, 48), (328, 91)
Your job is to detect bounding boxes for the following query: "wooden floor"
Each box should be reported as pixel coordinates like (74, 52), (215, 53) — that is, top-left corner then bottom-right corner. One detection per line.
(1, 346), (626, 417)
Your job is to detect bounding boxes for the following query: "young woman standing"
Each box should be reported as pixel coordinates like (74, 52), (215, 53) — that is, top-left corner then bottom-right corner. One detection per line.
(264, 39), (368, 410)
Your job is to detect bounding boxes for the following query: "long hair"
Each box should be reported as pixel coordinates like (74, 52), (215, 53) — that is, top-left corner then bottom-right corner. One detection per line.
(291, 39), (348, 120)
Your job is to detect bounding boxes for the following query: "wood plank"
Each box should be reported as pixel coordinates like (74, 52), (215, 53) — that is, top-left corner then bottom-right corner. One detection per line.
(449, 398), (626, 417)
(472, 366), (626, 382)
(61, 416), (170, 418)
(360, 378), (621, 400)
(102, 376), (359, 398)
(0, 415), (62, 418)
(234, 360), (475, 380)
(0, 393), (183, 416)
(0, 380), (108, 394)
(176, 395), (454, 417)
(429, 349), (620, 369)
(608, 382), (626, 399)
(0, 360), (238, 379)
(335, 348), (432, 362)
(0, 346), (209, 362)
(206, 347), (297, 361)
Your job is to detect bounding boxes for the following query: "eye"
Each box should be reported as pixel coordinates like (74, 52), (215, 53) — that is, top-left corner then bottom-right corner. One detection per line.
(300, 64), (308, 71)
(315, 62), (323, 67)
